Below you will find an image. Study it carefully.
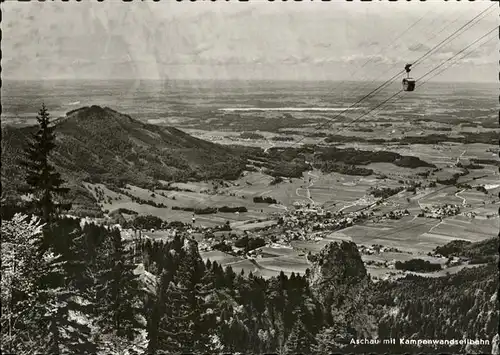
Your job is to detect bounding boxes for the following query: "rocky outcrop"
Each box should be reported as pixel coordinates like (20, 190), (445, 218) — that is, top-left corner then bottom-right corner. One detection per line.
(307, 241), (367, 299)
(491, 333), (499, 355)
(307, 241), (377, 339)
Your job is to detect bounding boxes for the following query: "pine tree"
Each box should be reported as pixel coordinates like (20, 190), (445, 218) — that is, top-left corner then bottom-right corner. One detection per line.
(222, 316), (251, 353)
(191, 268), (218, 352)
(94, 228), (145, 354)
(35, 251), (97, 354)
(1, 214), (46, 353)
(174, 239), (217, 352)
(283, 308), (315, 354)
(313, 325), (353, 354)
(157, 280), (194, 353)
(145, 273), (166, 355)
(19, 103), (70, 223)
(1, 218), (96, 353)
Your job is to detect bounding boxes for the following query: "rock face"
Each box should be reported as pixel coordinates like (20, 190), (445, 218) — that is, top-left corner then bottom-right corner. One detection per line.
(492, 333), (499, 355)
(308, 241), (367, 300)
(307, 241), (377, 339)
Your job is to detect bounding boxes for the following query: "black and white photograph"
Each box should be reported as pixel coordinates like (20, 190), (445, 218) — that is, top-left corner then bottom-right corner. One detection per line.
(1, 0), (499, 354)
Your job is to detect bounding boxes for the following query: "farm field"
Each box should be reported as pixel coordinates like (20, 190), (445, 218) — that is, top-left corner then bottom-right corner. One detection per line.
(405, 263), (487, 278)
(325, 208), (497, 254)
(223, 171), (316, 208)
(221, 258), (307, 279)
(231, 220), (279, 231)
(366, 263), (484, 281)
(362, 252), (446, 265)
(168, 181), (213, 193)
(257, 255), (310, 274)
(365, 266), (403, 280)
(258, 246), (300, 257)
(140, 230), (175, 240)
(291, 239), (333, 254)
(200, 250), (244, 265)
(468, 205), (499, 218)
(305, 171), (380, 210)
(83, 181), (277, 227)
(82, 134), (498, 226)
(223, 259), (262, 276)
(83, 147), (497, 283)
(365, 162), (430, 178)
(217, 169), (407, 213)
(418, 189), (465, 206)
(184, 128), (325, 150)
(424, 216), (498, 242)
(200, 245), (308, 279)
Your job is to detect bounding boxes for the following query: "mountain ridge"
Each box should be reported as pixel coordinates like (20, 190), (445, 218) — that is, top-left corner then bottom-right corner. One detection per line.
(1, 105), (248, 215)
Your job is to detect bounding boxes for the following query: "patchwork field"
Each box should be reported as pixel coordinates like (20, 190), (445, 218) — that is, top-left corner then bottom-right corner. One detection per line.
(424, 216), (498, 242)
(306, 172), (378, 210)
(222, 259), (262, 276)
(200, 245), (309, 279)
(328, 210), (497, 252)
(258, 256), (310, 274)
(366, 263), (485, 281)
(200, 250), (244, 265)
(258, 246), (300, 257)
(231, 220), (279, 231)
(83, 181), (277, 227)
(83, 138), (498, 281)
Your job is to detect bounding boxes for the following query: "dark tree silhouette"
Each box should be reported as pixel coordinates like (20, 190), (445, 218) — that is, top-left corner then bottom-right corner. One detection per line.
(19, 104), (70, 223)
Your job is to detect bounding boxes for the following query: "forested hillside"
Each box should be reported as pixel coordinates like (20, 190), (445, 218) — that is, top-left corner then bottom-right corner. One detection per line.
(2, 106), (247, 191)
(374, 264), (499, 354)
(2, 105), (249, 216)
(2, 215), (497, 354)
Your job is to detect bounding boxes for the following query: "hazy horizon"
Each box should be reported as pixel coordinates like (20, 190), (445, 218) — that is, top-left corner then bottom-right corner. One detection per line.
(2, 79), (495, 129)
(2, 0), (498, 83)
(2, 78), (497, 85)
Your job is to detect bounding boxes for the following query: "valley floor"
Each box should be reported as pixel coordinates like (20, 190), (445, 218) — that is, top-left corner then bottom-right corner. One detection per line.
(109, 140), (498, 281)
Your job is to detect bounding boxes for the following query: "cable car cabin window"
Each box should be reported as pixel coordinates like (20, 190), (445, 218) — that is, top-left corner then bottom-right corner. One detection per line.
(402, 78), (416, 92)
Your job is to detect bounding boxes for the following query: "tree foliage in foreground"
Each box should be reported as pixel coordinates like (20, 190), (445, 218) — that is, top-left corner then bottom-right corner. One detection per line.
(1, 215), (146, 354)
(2, 219), (498, 354)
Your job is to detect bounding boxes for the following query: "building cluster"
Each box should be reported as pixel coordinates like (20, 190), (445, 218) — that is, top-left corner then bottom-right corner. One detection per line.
(364, 259), (391, 268)
(419, 204), (461, 219)
(358, 244), (405, 256)
(177, 204), (375, 259)
(278, 206), (371, 239)
(463, 211), (477, 219)
(194, 229), (244, 253)
(445, 256), (464, 267)
(203, 135), (224, 142)
(381, 209), (411, 220)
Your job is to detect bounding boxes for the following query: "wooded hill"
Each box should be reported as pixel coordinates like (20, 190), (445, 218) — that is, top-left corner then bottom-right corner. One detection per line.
(2, 105), (247, 190)
(2, 106), (248, 215)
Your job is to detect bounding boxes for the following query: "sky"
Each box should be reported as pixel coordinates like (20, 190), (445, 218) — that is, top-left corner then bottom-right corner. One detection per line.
(1, 0), (498, 82)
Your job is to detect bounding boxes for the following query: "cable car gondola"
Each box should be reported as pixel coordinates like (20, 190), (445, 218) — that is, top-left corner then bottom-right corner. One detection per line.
(402, 63), (416, 92)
